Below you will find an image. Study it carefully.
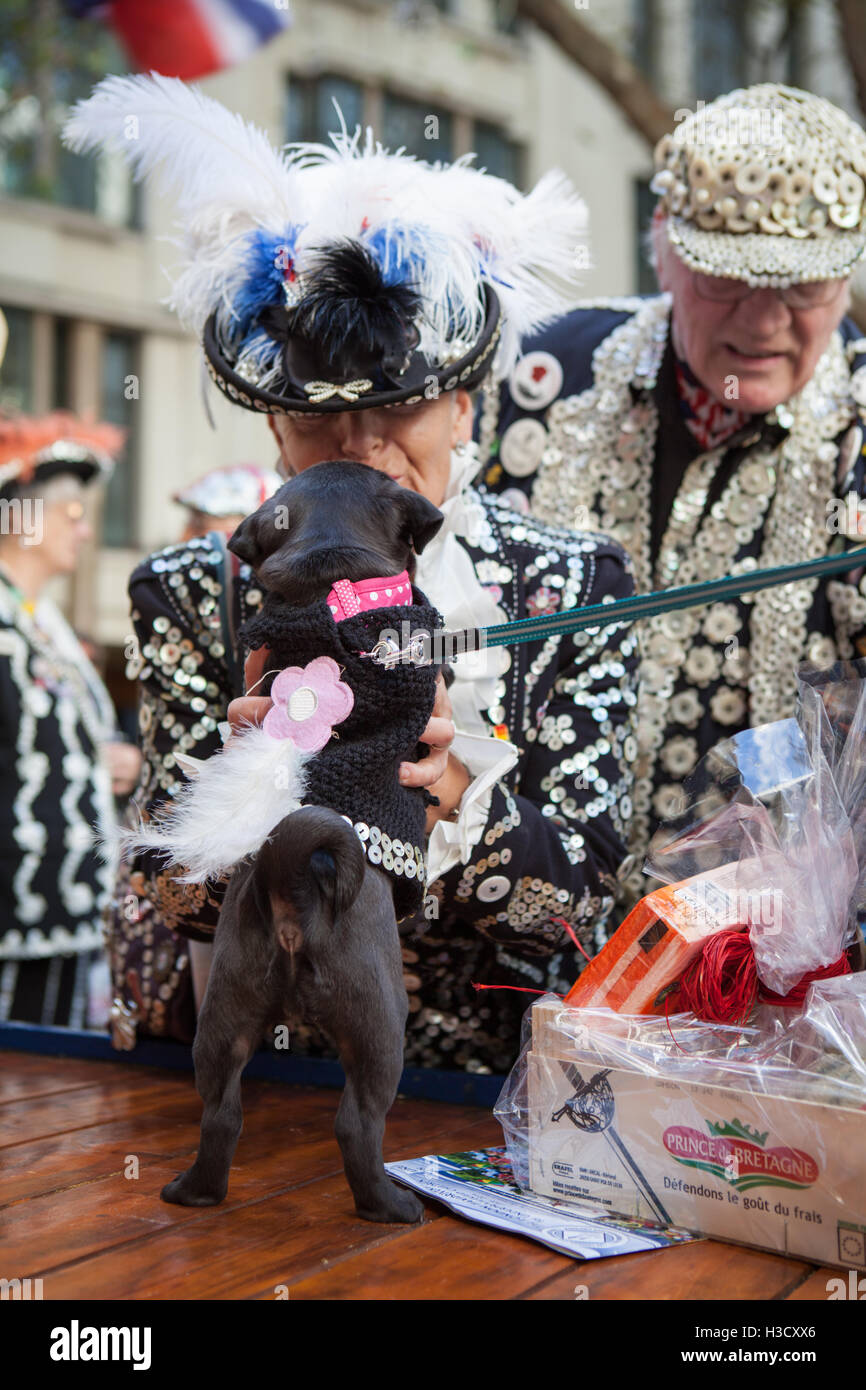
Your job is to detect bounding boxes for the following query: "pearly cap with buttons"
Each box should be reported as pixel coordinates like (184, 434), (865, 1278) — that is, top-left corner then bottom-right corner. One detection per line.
(172, 463), (281, 519)
(651, 83), (866, 287)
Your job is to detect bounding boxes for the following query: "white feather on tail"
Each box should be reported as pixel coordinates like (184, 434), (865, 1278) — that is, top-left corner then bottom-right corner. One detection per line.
(118, 724), (313, 884)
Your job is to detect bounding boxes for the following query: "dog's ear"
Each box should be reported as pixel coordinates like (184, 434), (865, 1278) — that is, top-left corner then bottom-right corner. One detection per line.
(227, 510), (264, 568)
(399, 490), (443, 555)
(228, 494), (285, 569)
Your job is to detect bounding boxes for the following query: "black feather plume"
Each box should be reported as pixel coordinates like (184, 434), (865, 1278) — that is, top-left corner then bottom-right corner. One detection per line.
(273, 241), (423, 383)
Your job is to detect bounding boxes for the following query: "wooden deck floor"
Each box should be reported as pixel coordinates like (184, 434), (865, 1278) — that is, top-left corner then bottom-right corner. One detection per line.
(0, 1050), (837, 1301)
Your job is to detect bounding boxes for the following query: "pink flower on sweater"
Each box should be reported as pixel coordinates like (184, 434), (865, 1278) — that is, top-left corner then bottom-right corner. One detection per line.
(262, 656), (354, 752)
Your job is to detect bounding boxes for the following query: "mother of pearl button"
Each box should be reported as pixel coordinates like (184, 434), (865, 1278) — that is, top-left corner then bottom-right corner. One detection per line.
(287, 686), (319, 720)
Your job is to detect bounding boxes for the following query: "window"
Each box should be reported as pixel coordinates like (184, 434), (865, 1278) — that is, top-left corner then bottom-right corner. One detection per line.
(692, 0), (748, 99)
(784, 6), (811, 89)
(0, 4), (135, 224)
(286, 74), (364, 144)
(0, 305), (33, 412)
(635, 177), (657, 295)
(473, 120), (522, 184)
(52, 315), (72, 411)
(383, 92), (453, 161)
(0, 307), (139, 546)
(632, 0), (661, 88)
(285, 74), (522, 189)
(492, 0), (521, 36)
(99, 329), (138, 549)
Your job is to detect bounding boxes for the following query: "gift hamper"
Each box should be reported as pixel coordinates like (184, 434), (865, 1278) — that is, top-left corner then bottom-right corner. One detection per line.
(495, 661), (866, 1268)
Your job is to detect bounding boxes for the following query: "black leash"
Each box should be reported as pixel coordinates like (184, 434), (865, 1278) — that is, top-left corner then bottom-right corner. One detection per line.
(363, 544), (866, 666)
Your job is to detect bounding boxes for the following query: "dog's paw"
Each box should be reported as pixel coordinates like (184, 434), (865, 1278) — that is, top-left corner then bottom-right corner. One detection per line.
(355, 1181), (424, 1225)
(160, 1171), (226, 1207)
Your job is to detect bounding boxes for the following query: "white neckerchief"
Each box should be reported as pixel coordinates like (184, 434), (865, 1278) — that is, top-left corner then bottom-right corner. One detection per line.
(414, 445), (511, 737)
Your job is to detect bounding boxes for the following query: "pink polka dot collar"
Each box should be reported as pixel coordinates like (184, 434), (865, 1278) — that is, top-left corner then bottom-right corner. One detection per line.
(326, 570), (413, 622)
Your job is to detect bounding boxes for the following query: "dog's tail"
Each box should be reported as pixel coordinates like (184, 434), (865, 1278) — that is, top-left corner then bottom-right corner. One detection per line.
(252, 806), (367, 951)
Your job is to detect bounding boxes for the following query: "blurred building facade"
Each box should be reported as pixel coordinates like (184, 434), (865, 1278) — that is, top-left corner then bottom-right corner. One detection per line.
(0, 0), (861, 703)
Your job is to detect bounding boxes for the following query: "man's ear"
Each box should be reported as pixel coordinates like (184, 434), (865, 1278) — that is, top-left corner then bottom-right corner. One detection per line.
(400, 490), (443, 555)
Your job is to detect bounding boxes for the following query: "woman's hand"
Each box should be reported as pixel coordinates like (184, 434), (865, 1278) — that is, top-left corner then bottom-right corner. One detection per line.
(104, 740), (142, 796)
(399, 672), (471, 834)
(225, 646), (274, 742)
(227, 656), (470, 832)
(225, 694), (273, 739)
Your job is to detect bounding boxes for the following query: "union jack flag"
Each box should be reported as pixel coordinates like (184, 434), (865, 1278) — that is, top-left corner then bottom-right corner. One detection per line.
(64, 0), (292, 80)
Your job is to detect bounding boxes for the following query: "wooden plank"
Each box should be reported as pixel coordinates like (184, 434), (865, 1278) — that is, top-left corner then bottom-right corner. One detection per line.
(519, 1239), (812, 1301)
(0, 1078), (199, 1149)
(25, 1117), (498, 1299)
(285, 1208), (571, 1300)
(0, 1095), (203, 1206)
(1, 1072), (491, 1204)
(0, 1050), (148, 1103)
(785, 1267), (856, 1299)
(0, 1064), (356, 1151)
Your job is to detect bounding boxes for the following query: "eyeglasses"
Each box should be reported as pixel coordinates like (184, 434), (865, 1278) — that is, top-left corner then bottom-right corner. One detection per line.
(691, 271), (842, 310)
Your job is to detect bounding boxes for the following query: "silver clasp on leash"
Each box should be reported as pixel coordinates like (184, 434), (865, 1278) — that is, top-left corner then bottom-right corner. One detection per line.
(363, 635), (433, 668)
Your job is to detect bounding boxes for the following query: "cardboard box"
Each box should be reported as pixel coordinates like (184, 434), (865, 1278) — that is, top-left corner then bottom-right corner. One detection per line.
(526, 1042), (866, 1269)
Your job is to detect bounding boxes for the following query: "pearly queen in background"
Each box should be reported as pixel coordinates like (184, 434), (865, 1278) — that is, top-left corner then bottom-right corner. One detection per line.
(483, 84), (866, 912)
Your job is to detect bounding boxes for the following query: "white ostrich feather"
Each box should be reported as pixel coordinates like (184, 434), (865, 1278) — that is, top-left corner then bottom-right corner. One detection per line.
(63, 72), (298, 226)
(62, 75), (589, 380)
(117, 723), (313, 884)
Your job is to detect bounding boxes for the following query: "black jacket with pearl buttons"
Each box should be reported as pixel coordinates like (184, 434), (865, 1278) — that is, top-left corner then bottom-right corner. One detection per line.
(112, 493), (637, 1073)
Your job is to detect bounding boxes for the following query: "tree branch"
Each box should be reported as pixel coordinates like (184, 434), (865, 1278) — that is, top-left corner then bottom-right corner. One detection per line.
(514, 0), (676, 147)
(834, 0), (866, 119)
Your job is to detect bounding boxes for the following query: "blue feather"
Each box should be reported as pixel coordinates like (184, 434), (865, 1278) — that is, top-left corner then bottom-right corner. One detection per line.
(361, 224), (432, 290)
(231, 227), (300, 330)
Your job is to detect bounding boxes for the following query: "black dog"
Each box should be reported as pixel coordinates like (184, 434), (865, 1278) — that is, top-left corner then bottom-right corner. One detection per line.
(160, 461), (444, 1223)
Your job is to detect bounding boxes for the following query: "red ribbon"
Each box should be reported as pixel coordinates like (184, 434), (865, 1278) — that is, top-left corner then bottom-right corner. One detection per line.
(674, 928), (852, 1025)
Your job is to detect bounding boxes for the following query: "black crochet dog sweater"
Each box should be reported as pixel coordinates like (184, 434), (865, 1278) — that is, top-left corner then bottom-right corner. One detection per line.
(239, 588), (443, 918)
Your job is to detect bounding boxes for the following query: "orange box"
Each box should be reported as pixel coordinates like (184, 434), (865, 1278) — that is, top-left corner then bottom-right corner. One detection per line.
(566, 860), (750, 1014)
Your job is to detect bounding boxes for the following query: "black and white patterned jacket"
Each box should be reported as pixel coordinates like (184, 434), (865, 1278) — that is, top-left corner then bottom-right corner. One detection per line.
(115, 487), (637, 1072)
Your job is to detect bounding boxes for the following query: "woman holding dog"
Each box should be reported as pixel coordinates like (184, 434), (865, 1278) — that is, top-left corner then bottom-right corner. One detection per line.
(67, 75), (637, 1073)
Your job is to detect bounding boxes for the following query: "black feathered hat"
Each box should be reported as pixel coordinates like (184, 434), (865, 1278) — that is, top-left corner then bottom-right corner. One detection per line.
(63, 75), (589, 416)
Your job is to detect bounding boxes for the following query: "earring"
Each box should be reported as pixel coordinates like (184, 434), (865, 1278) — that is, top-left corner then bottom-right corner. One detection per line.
(454, 441), (467, 457)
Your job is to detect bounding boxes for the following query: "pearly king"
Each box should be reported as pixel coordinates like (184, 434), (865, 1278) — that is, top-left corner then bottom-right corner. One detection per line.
(484, 84), (866, 919)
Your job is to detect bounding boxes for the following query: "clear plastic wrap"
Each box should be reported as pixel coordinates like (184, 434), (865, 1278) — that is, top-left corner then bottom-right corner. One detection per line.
(494, 979), (866, 1264)
(494, 663), (866, 1265)
(496, 979), (866, 1189)
(799, 659), (866, 958)
(645, 710), (858, 997)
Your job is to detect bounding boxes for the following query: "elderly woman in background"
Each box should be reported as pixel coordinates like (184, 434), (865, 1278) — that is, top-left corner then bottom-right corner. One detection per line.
(484, 83), (866, 915)
(0, 406), (134, 1026)
(108, 461), (282, 1046)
